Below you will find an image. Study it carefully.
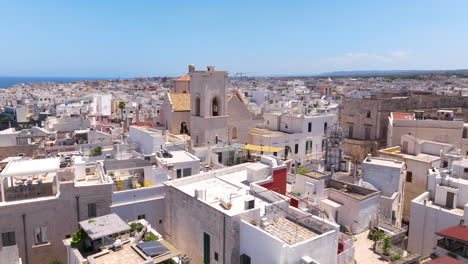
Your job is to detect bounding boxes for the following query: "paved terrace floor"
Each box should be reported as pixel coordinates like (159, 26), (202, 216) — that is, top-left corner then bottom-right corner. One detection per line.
(263, 218), (319, 245)
(354, 230), (388, 264)
(93, 243), (145, 264)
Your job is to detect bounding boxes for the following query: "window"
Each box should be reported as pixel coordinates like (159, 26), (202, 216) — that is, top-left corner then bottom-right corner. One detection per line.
(273, 152), (277, 156)
(34, 227), (48, 245)
(406, 171), (413, 183)
(195, 97), (201, 116)
(308, 122), (312, 132)
(367, 111), (371, 118)
(88, 203), (97, 218)
(348, 125), (354, 138)
(322, 139), (327, 151)
(215, 252), (219, 261)
(305, 140), (313, 154)
(365, 126), (371, 140)
(232, 127), (237, 140)
(443, 161), (448, 168)
(183, 168), (192, 177)
(324, 122), (328, 132)
(285, 124), (288, 129)
(138, 214), (146, 220)
(2, 232), (16, 246)
(176, 169), (182, 178)
(294, 144), (299, 154)
(464, 168), (468, 173)
(212, 97), (219, 116)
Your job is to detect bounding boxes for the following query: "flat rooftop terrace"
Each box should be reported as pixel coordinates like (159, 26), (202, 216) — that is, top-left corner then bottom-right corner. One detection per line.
(177, 169), (271, 216)
(263, 217), (320, 245)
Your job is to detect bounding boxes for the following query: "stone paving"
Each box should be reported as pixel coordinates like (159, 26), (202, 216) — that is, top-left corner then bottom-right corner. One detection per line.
(353, 230), (388, 264)
(263, 217), (318, 245)
(93, 244), (145, 264)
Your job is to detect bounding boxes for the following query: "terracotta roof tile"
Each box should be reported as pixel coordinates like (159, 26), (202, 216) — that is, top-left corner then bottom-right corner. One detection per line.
(392, 112), (414, 120)
(169, 93), (191, 111)
(175, 74), (190, 81)
(436, 225), (468, 242)
(425, 256), (463, 264)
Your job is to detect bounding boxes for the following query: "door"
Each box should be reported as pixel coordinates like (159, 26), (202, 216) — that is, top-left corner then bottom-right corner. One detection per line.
(204, 232), (210, 264)
(446, 192), (455, 208)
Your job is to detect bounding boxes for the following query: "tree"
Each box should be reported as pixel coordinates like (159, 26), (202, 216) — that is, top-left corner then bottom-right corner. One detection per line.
(90, 146), (102, 156)
(297, 168), (308, 175)
(382, 236), (392, 255)
(118, 101), (126, 118)
(371, 231), (384, 250)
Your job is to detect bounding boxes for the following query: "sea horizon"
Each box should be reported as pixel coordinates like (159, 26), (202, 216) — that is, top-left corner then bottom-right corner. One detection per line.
(0, 76), (113, 88)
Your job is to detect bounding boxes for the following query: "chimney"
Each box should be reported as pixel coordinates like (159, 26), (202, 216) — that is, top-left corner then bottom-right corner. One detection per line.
(188, 64), (195, 73)
(207, 66), (215, 72)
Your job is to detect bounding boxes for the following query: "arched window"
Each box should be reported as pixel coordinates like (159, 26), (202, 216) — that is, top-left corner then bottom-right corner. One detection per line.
(212, 97), (219, 116)
(195, 97), (201, 116)
(180, 122), (188, 134)
(232, 127), (238, 140)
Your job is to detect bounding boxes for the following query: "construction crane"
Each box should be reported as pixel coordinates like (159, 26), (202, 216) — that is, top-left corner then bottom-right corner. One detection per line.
(235, 72), (255, 79)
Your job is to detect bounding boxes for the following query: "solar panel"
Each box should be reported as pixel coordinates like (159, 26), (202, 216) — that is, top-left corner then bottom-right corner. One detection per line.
(137, 241), (170, 257)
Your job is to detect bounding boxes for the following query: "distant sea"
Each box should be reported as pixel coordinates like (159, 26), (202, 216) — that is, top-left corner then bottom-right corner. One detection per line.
(0, 76), (105, 88)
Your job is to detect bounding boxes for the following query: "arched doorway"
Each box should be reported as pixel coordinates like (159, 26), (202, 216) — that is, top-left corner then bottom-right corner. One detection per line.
(180, 122), (189, 134)
(212, 97), (219, 116)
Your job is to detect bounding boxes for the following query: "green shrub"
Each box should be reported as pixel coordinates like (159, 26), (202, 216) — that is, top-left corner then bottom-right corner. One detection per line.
(297, 168), (308, 175)
(90, 146), (102, 156)
(143, 234), (159, 242)
(391, 253), (401, 261)
(382, 236), (392, 254)
(71, 229), (87, 245)
(130, 222), (144, 233)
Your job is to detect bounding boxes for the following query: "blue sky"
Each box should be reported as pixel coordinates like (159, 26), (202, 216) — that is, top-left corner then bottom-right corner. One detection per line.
(1, 0), (467, 77)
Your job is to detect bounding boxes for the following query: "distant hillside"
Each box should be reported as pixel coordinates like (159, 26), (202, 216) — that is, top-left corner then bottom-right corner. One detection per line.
(316, 69), (468, 77)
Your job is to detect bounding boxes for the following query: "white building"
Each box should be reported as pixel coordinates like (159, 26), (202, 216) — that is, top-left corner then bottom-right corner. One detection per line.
(387, 111), (468, 154)
(362, 155), (406, 228)
(164, 157), (341, 264)
(408, 157), (468, 258)
(250, 112), (336, 164)
(155, 150), (200, 179)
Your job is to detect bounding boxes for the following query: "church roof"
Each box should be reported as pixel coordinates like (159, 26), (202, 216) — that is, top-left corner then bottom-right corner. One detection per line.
(175, 74), (190, 81)
(228, 90), (248, 105)
(169, 93), (191, 111)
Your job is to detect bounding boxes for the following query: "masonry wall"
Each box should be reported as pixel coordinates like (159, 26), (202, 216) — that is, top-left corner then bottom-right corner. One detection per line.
(228, 95), (253, 145)
(164, 186), (236, 264)
(0, 181), (112, 264)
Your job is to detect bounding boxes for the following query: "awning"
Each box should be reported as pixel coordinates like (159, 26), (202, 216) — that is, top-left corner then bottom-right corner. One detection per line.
(242, 144), (282, 153)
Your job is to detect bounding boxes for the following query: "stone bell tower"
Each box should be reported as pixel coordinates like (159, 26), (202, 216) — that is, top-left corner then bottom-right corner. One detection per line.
(189, 65), (229, 147)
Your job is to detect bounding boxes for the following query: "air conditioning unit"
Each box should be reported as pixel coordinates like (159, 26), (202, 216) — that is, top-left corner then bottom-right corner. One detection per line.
(244, 195), (255, 210)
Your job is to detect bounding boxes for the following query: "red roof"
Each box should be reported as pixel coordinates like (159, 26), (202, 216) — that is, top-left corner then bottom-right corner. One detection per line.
(392, 112), (414, 120)
(425, 256), (463, 264)
(436, 225), (468, 242)
(175, 74), (190, 81)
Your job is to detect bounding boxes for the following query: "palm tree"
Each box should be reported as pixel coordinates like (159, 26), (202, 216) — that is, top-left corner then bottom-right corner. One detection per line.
(118, 101), (126, 119)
